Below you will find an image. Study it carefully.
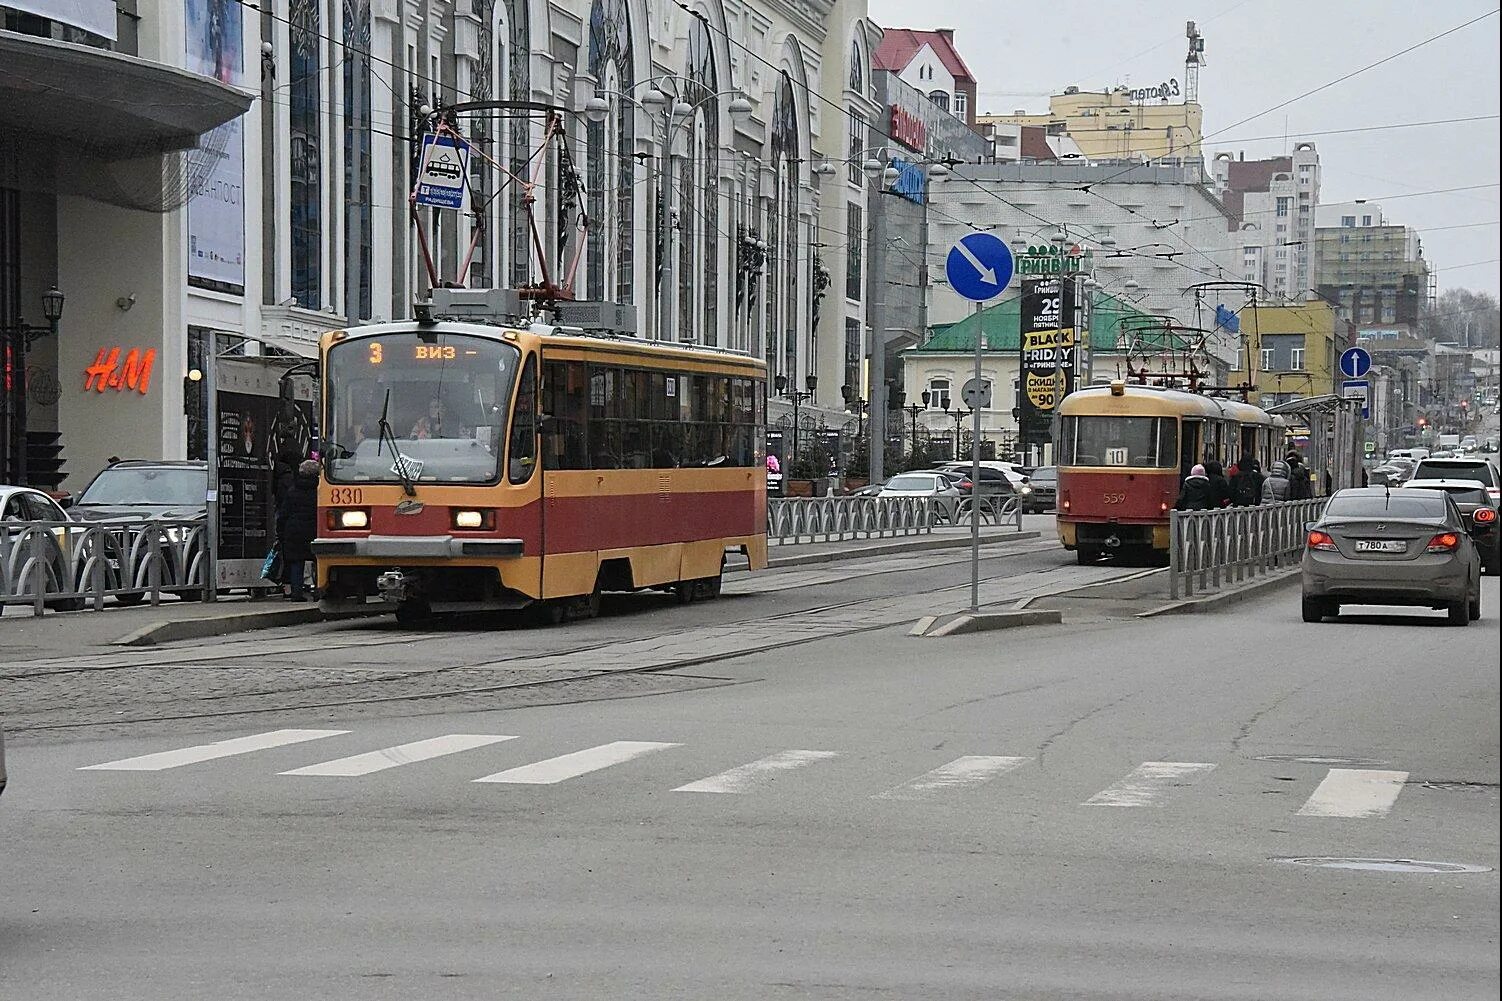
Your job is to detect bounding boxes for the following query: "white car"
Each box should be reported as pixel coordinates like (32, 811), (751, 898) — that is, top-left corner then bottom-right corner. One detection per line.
(0, 485), (89, 612)
(878, 472), (963, 522)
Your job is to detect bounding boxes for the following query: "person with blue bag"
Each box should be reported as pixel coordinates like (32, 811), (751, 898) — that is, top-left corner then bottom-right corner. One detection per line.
(274, 458), (319, 601)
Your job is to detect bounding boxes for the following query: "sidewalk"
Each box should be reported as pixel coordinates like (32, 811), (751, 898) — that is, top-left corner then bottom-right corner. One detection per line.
(2, 519), (1053, 654)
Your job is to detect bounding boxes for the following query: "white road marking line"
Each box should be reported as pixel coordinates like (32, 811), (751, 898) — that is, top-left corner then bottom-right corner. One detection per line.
(279, 734), (517, 777)
(79, 729), (349, 772)
(472, 741), (681, 785)
(874, 755), (1032, 801)
(1084, 761), (1217, 807)
(673, 750), (840, 794)
(1296, 768), (1410, 818)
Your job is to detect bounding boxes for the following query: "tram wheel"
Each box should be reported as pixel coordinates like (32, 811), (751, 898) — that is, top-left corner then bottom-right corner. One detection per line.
(394, 601), (432, 626)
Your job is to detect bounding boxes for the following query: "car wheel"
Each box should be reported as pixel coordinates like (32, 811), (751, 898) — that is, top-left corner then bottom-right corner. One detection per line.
(1447, 598), (1470, 627)
(1301, 596), (1330, 623)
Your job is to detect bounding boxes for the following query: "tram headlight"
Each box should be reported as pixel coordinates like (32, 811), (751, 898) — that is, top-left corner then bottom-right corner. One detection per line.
(337, 509), (369, 529)
(452, 509), (494, 530)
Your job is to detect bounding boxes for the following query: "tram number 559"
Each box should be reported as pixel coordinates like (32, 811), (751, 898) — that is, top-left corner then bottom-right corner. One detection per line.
(1102, 492), (1127, 504)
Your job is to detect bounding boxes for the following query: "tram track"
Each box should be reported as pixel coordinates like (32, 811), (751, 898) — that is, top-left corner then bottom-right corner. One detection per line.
(9, 556), (1118, 734)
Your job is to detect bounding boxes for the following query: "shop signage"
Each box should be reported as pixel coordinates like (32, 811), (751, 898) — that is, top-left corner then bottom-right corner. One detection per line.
(1016, 244), (1094, 277)
(83, 347), (157, 395)
(889, 104), (927, 151)
(1017, 275), (1076, 442)
(1129, 79), (1180, 103)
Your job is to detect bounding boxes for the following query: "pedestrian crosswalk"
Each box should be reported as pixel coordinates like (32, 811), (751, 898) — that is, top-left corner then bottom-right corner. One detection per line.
(74, 728), (1419, 819)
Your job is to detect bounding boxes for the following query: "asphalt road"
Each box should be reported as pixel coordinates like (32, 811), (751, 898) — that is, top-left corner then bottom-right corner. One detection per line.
(1, 557), (1497, 999)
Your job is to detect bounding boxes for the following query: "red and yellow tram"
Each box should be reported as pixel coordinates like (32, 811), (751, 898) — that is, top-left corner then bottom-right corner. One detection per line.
(1055, 382), (1282, 563)
(313, 319), (767, 623)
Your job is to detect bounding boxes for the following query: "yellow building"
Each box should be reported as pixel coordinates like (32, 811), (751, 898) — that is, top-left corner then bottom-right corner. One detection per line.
(1228, 302), (1350, 407)
(979, 86), (1203, 162)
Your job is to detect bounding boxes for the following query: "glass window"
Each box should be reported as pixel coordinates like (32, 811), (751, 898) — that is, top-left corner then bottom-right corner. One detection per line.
(1260, 348), (1274, 371)
(1275, 197), (1290, 217)
(508, 355), (538, 483)
(78, 468), (206, 507)
(846, 203), (863, 300)
(1291, 347), (1305, 370)
(954, 91), (968, 119)
(927, 377), (951, 410)
(1061, 416), (1175, 467)
(542, 360), (589, 470)
(1325, 492), (1444, 519)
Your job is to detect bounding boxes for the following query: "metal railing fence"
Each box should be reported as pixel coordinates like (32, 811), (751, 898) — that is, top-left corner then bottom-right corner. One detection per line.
(767, 494), (1022, 546)
(1, 520), (207, 617)
(1168, 499), (1327, 600)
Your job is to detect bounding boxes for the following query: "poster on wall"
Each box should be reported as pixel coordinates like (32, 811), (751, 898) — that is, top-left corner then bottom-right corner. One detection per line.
(216, 392), (315, 568)
(185, 0), (245, 86)
(1017, 275), (1076, 444)
(187, 116), (246, 292)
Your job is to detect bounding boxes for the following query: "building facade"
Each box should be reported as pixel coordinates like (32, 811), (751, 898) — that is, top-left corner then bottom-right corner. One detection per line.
(1211, 143), (1321, 301)
(1226, 300), (1350, 408)
(1314, 200), (1432, 336)
(870, 26), (976, 126)
(3, 0), (887, 490)
(977, 85), (1204, 164)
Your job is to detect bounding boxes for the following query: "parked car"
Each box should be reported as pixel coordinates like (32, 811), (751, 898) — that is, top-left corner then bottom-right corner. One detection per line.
(1, 484), (92, 612)
(1302, 486), (1482, 625)
(848, 481), (885, 498)
(1022, 466), (1057, 512)
(1408, 457), (1500, 506)
(940, 460), (1033, 506)
(878, 472), (963, 522)
(1460, 436), (1479, 453)
(1403, 479), (1500, 576)
(72, 460), (208, 524)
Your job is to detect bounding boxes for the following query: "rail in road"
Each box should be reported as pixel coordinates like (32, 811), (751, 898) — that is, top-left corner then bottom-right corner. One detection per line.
(6, 542), (1132, 733)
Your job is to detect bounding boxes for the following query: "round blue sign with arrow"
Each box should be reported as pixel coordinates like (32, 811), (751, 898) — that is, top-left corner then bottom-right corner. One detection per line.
(945, 232), (1015, 303)
(1339, 346), (1372, 380)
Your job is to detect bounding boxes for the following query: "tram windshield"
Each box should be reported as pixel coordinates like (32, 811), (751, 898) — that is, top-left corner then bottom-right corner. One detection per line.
(324, 331), (520, 484)
(1060, 416), (1177, 468)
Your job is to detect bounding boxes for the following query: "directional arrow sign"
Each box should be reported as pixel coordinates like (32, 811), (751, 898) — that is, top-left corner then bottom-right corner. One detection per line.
(945, 233), (1015, 304)
(1339, 346), (1372, 380)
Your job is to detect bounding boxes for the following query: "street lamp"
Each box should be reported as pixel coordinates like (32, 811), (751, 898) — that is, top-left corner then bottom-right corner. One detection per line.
(775, 373), (818, 471)
(2, 285), (65, 485)
(900, 389), (930, 458)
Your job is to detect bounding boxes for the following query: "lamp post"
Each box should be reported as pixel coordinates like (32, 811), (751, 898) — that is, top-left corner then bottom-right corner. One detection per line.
(775, 373), (817, 471)
(586, 83), (752, 342)
(901, 390), (930, 459)
(840, 384), (868, 474)
(1, 285), (65, 486)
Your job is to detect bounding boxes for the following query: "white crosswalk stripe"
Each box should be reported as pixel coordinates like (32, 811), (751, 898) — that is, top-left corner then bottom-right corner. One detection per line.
(279, 734), (518, 777)
(79, 729), (349, 772)
(874, 755), (1032, 801)
(1296, 768), (1410, 818)
(472, 741), (681, 785)
(673, 750), (840, 794)
(1084, 761), (1217, 807)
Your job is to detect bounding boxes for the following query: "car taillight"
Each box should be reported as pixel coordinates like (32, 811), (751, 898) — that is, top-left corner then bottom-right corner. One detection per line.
(959, 480), (973, 490)
(1307, 530), (1337, 552)
(1426, 532), (1460, 553)
(1474, 507), (1497, 524)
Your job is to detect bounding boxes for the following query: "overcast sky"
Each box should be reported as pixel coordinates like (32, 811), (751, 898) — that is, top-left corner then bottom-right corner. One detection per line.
(867, 0), (1501, 297)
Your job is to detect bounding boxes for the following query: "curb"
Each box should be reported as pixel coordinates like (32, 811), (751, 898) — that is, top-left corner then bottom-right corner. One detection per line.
(1136, 570), (1300, 617)
(911, 608), (1063, 637)
(112, 605), (385, 647)
(755, 530), (1042, 570)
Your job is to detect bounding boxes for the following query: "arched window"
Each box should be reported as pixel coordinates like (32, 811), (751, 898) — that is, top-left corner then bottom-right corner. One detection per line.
(768, 70), (800, 384)
(289, 0), (322, 308)
(343, 0), (373, 319)
(928, 89), (950, 113)
(587, 0), (635, 305)
(677, 15), (719, 344)
(848, 39), (864, 93)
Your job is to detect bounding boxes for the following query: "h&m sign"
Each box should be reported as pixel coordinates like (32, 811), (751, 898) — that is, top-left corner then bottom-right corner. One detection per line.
(83, 347), (157, 395)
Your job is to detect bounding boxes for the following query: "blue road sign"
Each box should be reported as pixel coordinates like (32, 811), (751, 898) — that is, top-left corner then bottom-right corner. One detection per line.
(945, 233), (1015, 303)
(415, 134), (469, 209)
(1339, 346), (1372, 380)
(1341, 379), (1370, 420)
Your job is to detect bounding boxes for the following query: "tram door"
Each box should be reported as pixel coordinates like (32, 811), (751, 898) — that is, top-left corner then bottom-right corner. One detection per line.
(1180, 419), (1202, 480)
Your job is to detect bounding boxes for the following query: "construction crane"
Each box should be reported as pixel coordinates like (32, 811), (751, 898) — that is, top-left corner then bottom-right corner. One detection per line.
(1184, 21), (1205, 104)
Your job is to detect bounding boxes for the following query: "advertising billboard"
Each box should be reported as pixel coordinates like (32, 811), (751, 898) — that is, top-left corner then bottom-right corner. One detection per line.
(185, 0), (245, 86)
(187, 117), (246, 291)
(1018, 275), (1076, 444)
(8, 1), (116, 40)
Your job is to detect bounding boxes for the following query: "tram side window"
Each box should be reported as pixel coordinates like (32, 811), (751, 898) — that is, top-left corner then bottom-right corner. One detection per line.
(509, 355), (539, 483)
(589, 367), (623, 468)
(542, 360), (589, 470)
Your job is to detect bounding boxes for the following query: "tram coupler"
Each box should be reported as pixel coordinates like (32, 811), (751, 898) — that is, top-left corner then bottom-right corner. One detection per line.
(376, 569), (420, 604)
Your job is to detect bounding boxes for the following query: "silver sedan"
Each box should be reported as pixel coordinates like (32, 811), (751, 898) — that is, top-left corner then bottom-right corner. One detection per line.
(1301, 487), (1481, 625)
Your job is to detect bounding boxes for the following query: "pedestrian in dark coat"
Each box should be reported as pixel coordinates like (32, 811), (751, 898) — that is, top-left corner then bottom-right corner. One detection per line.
(1204, 460), (1233, 508)
(1262, 460), (1293, 503)
(1230, 453), (1264, 506)
(275, 459), (319, 600)
(1285, 451), (1313, 500)
(1175, 464), (1215, 511)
